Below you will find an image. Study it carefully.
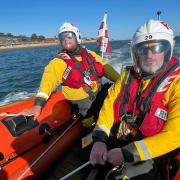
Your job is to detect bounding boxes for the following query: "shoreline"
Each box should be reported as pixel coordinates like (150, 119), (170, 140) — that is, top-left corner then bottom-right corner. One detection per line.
(0, 42), (59, 51)
(0, 40), (97, 51)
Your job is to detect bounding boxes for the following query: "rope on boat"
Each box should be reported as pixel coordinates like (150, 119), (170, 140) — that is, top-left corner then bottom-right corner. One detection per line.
(17, 115), (80, 180)
(59, 161), (91, 180)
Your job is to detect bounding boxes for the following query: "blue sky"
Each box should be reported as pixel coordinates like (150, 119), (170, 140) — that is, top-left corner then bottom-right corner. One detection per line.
(0, 0), (180, 40)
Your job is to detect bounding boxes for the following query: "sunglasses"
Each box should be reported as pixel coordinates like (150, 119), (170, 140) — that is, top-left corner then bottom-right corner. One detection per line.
(136, 42), (170, 55)
(59, 32), (75, 42)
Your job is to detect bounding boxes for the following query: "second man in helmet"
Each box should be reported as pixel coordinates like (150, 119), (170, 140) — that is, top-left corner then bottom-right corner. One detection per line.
(20, 22), (119, 124)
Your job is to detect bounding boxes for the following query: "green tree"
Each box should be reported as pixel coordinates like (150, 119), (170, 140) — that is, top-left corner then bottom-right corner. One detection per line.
(0, 32), (5, 37)
(31, 33), (38, 41)
(7, 33), (13, 37)
(17, 35), (28, 42)
(38, 35), (45, 41)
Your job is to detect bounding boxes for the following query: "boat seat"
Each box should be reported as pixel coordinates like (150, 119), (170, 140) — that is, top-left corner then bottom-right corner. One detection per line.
(2, 115), (39, 137)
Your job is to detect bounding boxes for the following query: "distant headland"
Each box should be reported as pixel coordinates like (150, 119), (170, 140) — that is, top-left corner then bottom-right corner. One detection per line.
(0, 33), (96, 51)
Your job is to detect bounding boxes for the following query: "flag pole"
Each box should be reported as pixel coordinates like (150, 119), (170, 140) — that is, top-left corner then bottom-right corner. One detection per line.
(102, 12), (107, 59)
(97, 12), (110, 60)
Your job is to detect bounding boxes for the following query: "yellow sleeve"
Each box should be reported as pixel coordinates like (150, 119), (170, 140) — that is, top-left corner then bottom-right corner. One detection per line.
(93, 70), (127, 138)
(88, 50), (107, 65)
(123, 75), (180, 162)
(36, 57), (67, 100)
(103, 64), (120, 82)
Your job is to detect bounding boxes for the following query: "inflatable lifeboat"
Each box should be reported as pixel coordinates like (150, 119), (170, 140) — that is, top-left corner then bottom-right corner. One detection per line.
(0, 90), (82, 180)
(0, 89), (179, 180)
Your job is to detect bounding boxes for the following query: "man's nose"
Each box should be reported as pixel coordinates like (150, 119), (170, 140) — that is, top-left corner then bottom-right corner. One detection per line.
(146, 49), (154, 57)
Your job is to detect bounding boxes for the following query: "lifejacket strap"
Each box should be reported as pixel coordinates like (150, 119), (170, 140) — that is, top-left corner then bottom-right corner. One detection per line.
(83, 48), (100, 78)
(120, 70), (133, 116)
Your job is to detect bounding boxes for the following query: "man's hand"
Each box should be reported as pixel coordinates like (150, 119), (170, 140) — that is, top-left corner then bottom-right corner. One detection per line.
(90, 141), (108, 165)
(20, 105), (42, 120)
(107, 148), (125, 166)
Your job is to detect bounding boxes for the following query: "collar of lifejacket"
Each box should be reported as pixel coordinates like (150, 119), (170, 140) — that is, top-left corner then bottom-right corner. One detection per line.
(62, 45), (82, 56)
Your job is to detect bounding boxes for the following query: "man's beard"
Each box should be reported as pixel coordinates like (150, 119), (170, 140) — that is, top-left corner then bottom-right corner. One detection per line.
(64, 43), (77, 51)
(63, 44), (81, 55)
(140, 58), (161, 73)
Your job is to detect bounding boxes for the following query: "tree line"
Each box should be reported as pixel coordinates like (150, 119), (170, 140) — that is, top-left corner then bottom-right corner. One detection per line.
(0, 32), (48, 41)
(0, 32), (97, 42)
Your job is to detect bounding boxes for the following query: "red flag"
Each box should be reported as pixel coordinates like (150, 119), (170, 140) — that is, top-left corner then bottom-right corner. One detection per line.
(97, 12), (111, 56)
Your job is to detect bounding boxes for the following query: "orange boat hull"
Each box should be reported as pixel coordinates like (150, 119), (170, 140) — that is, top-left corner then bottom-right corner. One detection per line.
(0, 91), (82, 179)
(0, 90), (179, 179)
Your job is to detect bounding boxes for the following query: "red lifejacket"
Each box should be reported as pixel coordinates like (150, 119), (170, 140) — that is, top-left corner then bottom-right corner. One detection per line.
(114, 57), (180, 137)
(58, 48), (104, 89)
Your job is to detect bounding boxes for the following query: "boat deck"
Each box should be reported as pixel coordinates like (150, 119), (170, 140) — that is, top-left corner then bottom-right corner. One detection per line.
(42, 140), (91, 180)
(42, 142), (180, 180)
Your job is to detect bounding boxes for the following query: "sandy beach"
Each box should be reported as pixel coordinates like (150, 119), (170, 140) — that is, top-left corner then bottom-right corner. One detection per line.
(0, 40), (96, 51)
(0, 42), (59, 51)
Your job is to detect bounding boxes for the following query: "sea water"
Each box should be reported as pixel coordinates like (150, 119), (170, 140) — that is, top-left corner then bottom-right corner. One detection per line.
(0, 40), (180, 106)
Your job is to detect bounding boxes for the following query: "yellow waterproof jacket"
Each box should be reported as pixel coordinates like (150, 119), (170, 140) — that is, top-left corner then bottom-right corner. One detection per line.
(93, 68), (180, 162)
(35, 49), (119, 104)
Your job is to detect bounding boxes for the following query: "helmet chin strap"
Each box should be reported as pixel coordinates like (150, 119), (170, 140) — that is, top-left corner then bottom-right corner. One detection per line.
(139, 71), (156, 80)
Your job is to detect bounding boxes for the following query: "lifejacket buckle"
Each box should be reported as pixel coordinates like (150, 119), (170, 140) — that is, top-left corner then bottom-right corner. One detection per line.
(83, 72), (96, 89)
(116, 116), (131, 140)
(116, 114), (138, 140)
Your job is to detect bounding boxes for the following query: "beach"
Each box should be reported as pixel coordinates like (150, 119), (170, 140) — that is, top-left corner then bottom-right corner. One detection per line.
(0, 39), (96, 51)
(0, 42), (58, 51)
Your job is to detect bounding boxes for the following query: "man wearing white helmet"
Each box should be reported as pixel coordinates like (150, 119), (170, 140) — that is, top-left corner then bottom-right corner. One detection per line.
(89, 19), (180, 179)
(20, 22), (119, 125)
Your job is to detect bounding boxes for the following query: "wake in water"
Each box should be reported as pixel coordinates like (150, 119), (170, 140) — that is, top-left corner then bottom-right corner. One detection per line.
(0, 91), (36, 106)
(0, 40), (180, 106)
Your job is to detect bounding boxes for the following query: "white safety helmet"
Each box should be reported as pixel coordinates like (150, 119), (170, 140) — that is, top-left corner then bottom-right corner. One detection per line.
(58, 22), (81, 44)
(131, 19), (174, 77)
